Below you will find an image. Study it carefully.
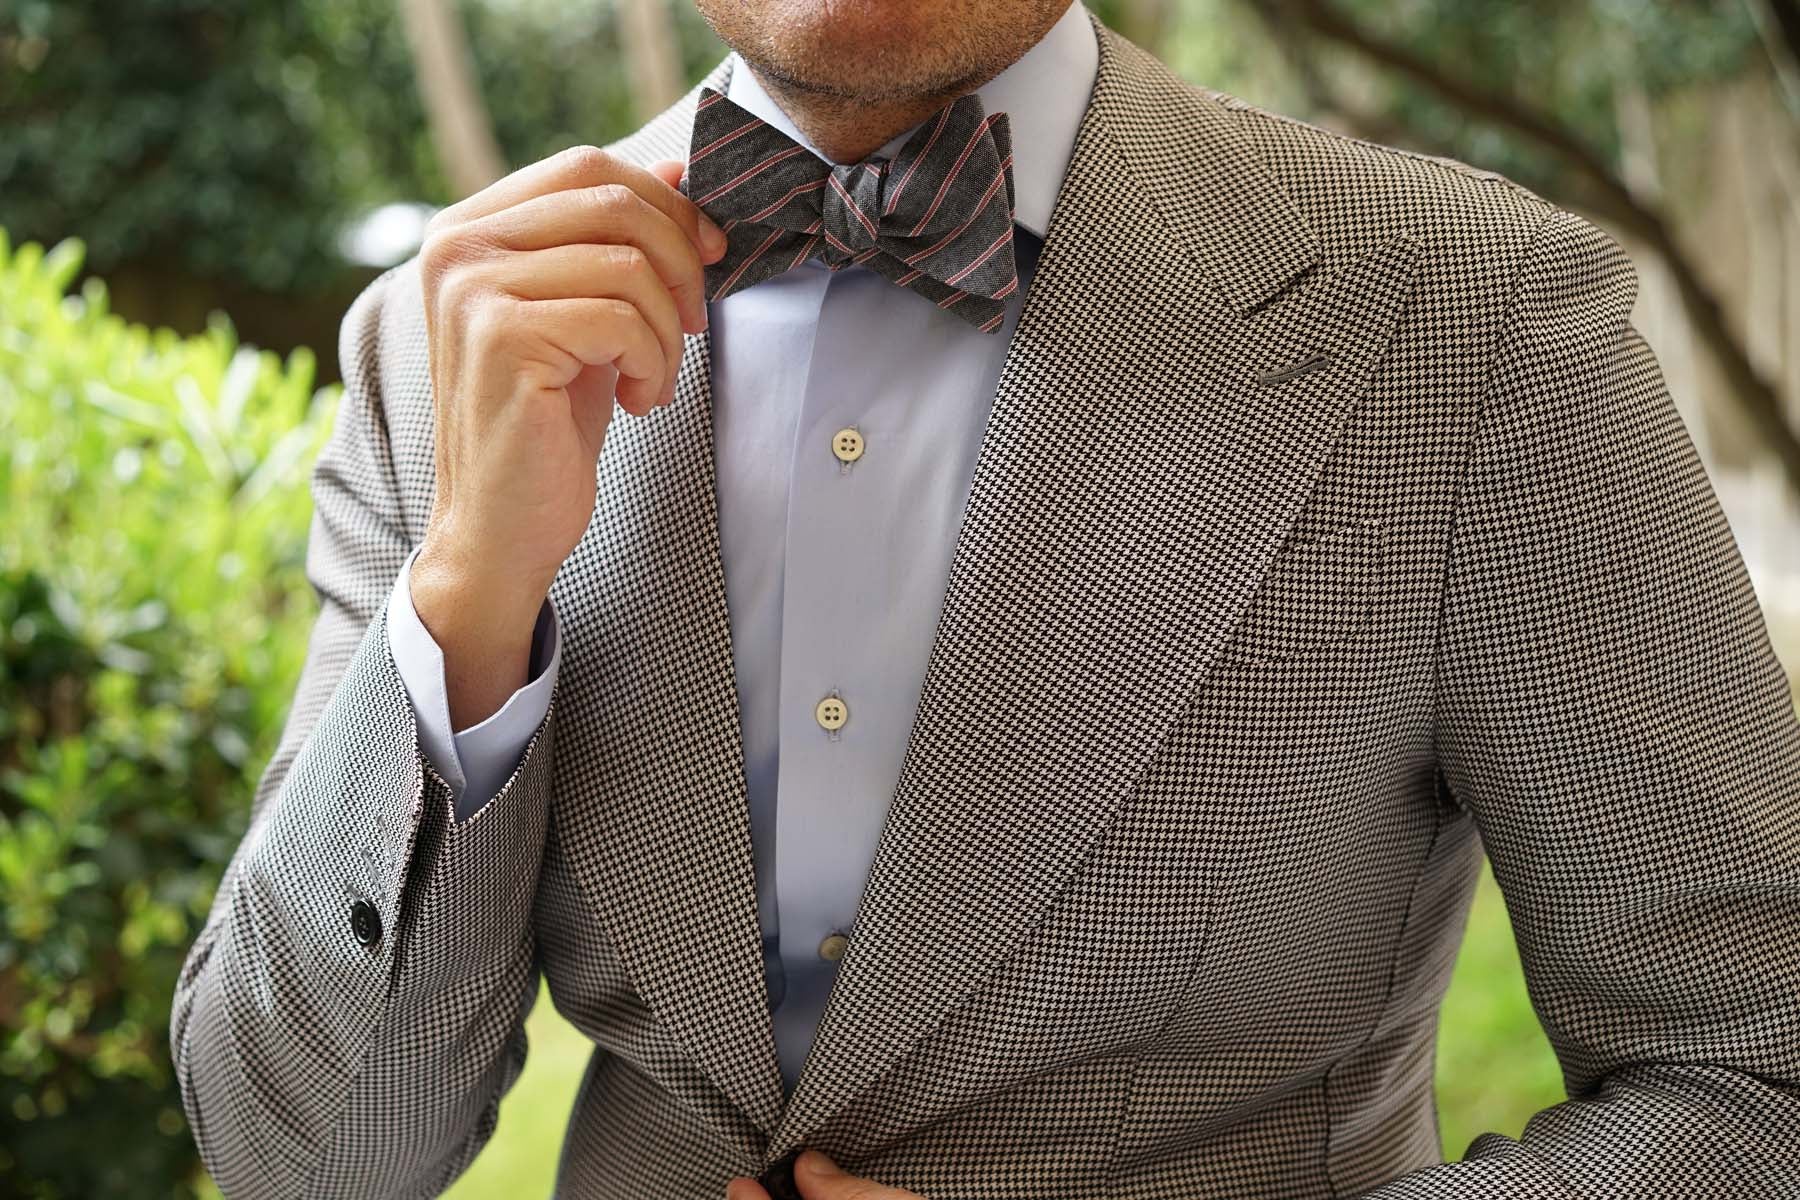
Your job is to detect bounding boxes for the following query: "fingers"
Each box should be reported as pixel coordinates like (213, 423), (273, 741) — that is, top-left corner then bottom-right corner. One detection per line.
(508, 296), (670, 414)
(627, 154), (728, 259)
(430, 144), (726, 264)
(793, 1150), (897, 1199)
(477, 243), (686, 396)
(469, 182), (712, 332)
(726, 1153), (914, 1200)
(418, 145), (718, 449)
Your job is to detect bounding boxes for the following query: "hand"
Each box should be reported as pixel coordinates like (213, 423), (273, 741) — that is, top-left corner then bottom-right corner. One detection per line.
(726, 1150), (926, 1200)
(408, 147), (727, 727)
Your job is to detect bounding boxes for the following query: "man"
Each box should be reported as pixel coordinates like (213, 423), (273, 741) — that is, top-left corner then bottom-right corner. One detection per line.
(170, 0), (1800, 1196)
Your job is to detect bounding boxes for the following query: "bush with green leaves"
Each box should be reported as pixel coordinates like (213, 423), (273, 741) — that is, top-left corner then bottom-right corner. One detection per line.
(0, 232), (338, 1198)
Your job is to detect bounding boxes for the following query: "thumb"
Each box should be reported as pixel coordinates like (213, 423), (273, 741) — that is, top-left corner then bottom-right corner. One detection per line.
(647, 156), (728, 261)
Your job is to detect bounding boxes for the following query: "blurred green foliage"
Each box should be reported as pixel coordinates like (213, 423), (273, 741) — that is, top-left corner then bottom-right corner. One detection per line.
(459, 0), (727, 192)
(0, 232), (336, 1198)
(1, 0), (424, 293)
(0, 0), (724, 297)
(1299, 0), (1760, 206)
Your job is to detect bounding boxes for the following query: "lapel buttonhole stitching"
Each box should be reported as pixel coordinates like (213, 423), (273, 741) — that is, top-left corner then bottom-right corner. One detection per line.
(1256, 351), (1333, 387)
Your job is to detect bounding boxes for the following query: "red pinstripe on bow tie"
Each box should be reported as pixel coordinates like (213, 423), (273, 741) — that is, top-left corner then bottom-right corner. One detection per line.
(680, 86), (1019, 333)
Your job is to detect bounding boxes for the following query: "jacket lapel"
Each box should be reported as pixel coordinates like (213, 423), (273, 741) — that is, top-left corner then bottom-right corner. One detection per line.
(763, 17), (1422, 1161)
(546, 57), (792, 1150)
(550, 325), (792, 1149)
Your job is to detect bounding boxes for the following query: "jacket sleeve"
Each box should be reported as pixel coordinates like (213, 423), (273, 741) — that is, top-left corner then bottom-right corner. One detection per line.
(168, 263), (560, 1199)
(386, 544), (563, 818)
(1361, 207), (1800, 1198)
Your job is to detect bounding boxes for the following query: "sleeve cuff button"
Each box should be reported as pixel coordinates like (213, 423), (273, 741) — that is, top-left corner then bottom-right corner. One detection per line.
(350, 899), (383, 946)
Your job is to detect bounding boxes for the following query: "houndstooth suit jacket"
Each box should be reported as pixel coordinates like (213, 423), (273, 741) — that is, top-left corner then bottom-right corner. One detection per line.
(171, 12), (1800, 1199)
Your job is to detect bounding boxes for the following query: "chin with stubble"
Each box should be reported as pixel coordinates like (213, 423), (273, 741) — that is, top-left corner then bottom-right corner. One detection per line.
(689, 0), (1071, 161)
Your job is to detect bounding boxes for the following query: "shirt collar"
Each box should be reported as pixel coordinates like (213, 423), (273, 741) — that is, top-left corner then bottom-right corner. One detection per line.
(720, 0), (1098, 239)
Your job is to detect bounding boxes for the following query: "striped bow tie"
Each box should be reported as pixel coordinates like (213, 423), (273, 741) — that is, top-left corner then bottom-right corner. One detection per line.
(679, 86), (1019, 333)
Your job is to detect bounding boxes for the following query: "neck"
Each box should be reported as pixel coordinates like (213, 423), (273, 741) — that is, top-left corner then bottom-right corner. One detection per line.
(742, 66), (973, 164)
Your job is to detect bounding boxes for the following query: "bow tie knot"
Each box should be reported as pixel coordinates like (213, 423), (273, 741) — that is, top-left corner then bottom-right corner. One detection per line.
(681, 86), (1021, 333)
(819, 161), (888, 258)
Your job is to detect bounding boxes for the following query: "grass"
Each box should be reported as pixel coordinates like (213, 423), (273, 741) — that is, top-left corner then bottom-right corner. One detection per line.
(1432, 861), (1566, 1156)
(443, 986), (593, 1197)
(444, 858), (1564, 1196)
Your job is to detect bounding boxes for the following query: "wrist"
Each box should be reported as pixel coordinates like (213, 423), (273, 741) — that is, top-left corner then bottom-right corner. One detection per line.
(412, 531), (553, 642)
(410, 536), (551, 730)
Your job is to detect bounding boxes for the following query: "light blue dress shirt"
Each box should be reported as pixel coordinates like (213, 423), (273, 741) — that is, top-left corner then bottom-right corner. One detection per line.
(386, 0), (1100, 1095)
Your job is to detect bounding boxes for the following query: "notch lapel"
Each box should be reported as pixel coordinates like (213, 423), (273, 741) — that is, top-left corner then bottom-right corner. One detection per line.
(762, 17), (1422, 1162)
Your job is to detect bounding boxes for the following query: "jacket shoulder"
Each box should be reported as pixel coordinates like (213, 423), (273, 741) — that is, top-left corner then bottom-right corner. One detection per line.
(1203, 87), (1558, 267)
(333, 255), (436, 538)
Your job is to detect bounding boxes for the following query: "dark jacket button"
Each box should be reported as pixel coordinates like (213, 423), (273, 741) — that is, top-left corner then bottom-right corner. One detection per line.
(350, 899), (382, 945)
(758, 1150), (801, 1200)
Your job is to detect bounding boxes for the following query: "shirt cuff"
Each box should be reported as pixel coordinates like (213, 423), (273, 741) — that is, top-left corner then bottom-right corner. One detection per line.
(384, 546), (562, 821)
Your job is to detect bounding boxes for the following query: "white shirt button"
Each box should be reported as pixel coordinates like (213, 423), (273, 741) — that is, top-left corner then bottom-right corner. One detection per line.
(818, 930), (850, 962)
(831, 427), (865, 463)
(814, 694), (848, 731)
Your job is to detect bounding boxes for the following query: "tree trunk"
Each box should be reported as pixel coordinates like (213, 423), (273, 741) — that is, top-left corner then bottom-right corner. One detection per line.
(399, 0), (508, 198)
(618, 0), (685, 122)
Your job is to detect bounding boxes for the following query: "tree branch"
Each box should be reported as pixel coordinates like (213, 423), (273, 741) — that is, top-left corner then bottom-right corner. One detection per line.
(1765, 0), (1800, 64)
(1748, 0), (1800, 117)
(1254, 0), (1800, 496)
